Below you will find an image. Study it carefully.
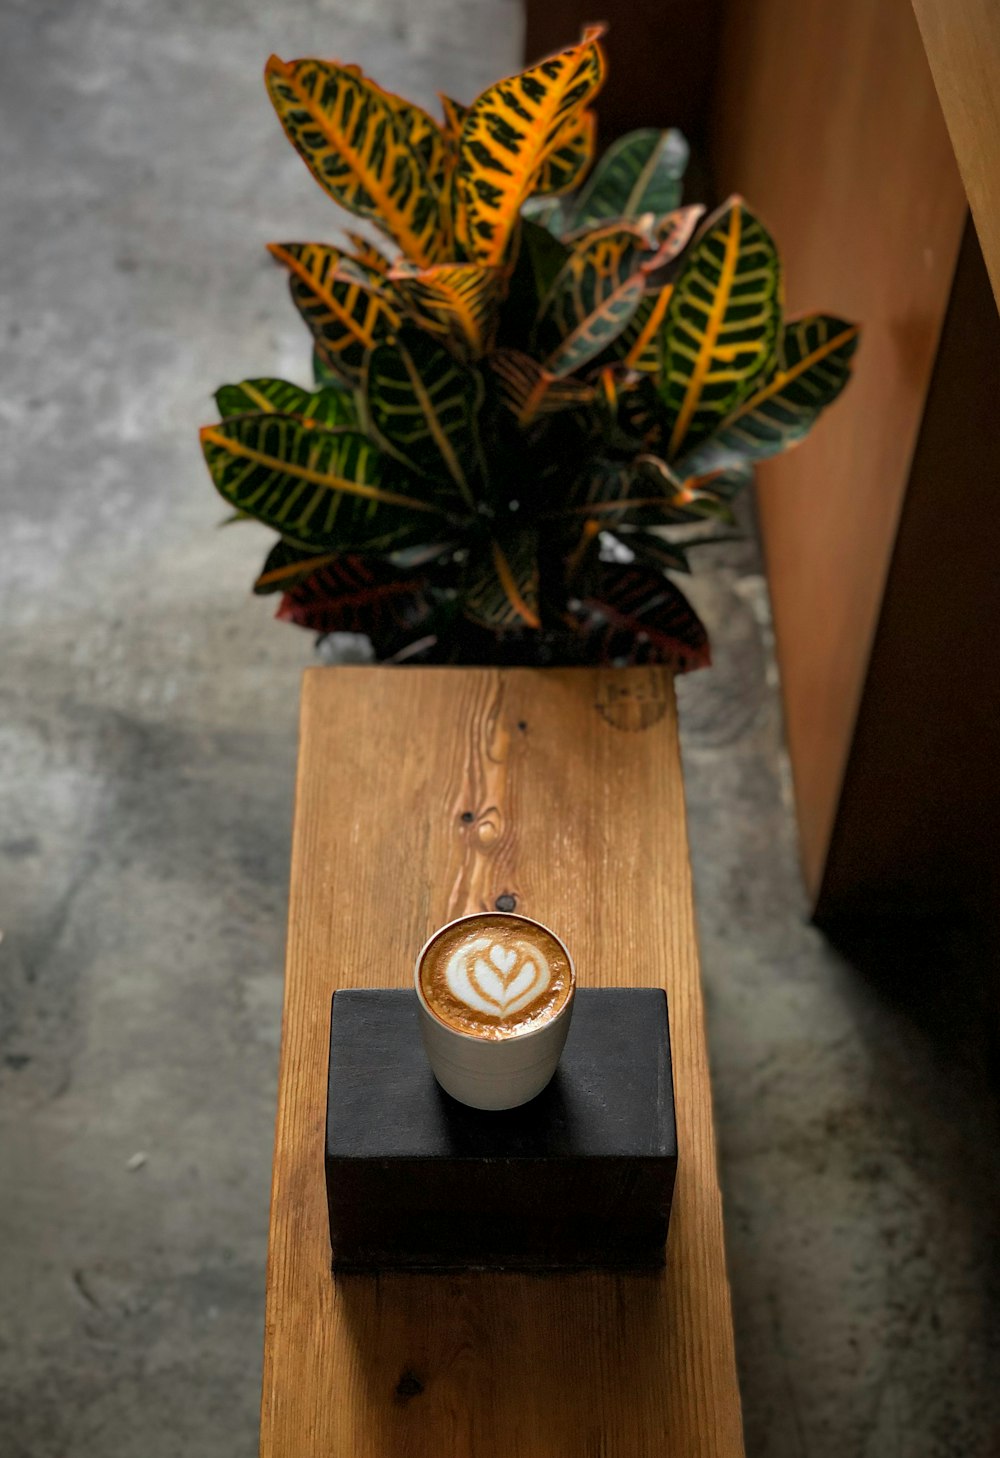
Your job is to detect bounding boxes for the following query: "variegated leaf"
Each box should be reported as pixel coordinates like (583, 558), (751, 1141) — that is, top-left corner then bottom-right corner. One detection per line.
(363, 328), (484, 506)
(276, 555), (434, 648)
(287, 56), (448, 184)
(661, 198), (782, 459)
(533, 109), (596, 196)
(439, 93), (468, 143)
(682, 314), (860, 467)
(610, 372), (667, 445)
(254, 539), (341, 594)
(534, 224), (647, 376)
(215, 378), (357, 426)
(456, 26), (606, 265)
(640, 205), (705, 283)
(486, 348), (596, 426)
(264, 57), (444, 264)
(596, 282), (673, 373)
(362, 73), (448, 181)
(568, 561), (710, 671)
(570, 128), (688, 229)
(200, 414), (443, 550)
(435, 96), (470, 253)
(344, 230), (392, 274)
(313, 349), (339, 386)
(462, 532), (540, 630)
(389, 261), (507, 355)
(657, 462), (754, 525)
(267, 242), (400, 385)
(558, 455), (691, 529)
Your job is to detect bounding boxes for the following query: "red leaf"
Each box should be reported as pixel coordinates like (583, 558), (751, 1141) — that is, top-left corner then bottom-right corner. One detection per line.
(277, 556), (433, 649)
(570, 562), (710, 672)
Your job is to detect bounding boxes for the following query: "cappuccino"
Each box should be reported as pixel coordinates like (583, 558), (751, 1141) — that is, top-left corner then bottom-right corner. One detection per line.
(418, 913), (573, 1041)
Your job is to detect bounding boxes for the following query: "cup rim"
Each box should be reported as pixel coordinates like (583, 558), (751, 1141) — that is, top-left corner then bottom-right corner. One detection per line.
(413, 910), (576, 1043)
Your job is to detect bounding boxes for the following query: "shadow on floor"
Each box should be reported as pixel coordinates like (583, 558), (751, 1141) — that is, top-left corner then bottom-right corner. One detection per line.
(819, 911), (1000, 1103)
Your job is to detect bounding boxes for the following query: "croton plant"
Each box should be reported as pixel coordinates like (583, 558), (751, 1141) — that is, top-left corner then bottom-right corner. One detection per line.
(200, 26), (859, 669)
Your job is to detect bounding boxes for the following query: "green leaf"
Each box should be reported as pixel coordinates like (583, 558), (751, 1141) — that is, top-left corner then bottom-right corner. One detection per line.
(570, 129), (688, 229)
(363, 328), (484, 508)
(660, 198), (782, 460)
(533, 224), (647, 376)
(215, 378), (357, 427)
(519, 218), (573, 302)
(200, 414), (444, 550)
(461, 531), (540, 630)
(500, 219), (572, 344)
(313, 349), (341, 387)
(567, 561), (709, 670)
(268, 243), (400, 386)
(521, 195), (569, 233)
(680, 313), (860, 470)
(276, 555), (435, 650)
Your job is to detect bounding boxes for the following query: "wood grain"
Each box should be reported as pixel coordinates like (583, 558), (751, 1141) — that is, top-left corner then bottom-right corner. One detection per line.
(912, 0), (1000, 306)
(260, 666), (744, 1457)
(711, 0), (968, 899)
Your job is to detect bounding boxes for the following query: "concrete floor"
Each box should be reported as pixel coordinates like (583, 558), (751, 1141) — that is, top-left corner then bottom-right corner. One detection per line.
(2, 1), (999, 1454)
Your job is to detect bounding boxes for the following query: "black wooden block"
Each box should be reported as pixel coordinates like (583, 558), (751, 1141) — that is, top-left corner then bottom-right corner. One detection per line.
(325, 987), (677, 1271)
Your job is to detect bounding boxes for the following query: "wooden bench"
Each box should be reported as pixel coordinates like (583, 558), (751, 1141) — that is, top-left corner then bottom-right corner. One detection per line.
(260, 665), (744, 1456)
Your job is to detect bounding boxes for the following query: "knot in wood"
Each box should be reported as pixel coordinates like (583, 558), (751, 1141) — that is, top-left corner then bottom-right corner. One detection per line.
(473, 806), (502, 849)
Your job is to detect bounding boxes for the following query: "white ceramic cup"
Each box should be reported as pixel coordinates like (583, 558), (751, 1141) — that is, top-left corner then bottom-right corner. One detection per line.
(414, 912), (576, 1111)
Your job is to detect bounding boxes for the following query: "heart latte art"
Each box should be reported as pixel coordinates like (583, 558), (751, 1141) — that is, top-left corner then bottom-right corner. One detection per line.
(418, 913), (574, 1040)
(447, 937), (551, 1018)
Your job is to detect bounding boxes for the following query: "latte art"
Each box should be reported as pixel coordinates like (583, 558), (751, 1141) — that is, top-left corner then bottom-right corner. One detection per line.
(447, 936), (552, 1018)
(418, 913), (573, 1040)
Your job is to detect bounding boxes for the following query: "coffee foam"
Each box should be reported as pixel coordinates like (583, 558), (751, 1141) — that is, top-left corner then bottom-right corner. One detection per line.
(418, 914), (573, 1040)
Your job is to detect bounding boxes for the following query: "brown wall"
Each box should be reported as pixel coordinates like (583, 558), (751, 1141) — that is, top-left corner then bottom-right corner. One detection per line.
(912, 0), (1000, 305)
(709, 0), (968, 899)
(817, 219), (1000, 920)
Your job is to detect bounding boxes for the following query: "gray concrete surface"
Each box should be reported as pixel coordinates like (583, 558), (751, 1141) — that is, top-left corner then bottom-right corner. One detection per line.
(1, 2), (999, 1454)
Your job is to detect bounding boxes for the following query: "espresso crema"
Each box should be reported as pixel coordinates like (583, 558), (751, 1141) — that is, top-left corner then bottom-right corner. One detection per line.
(417, 913), (574, 1040)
